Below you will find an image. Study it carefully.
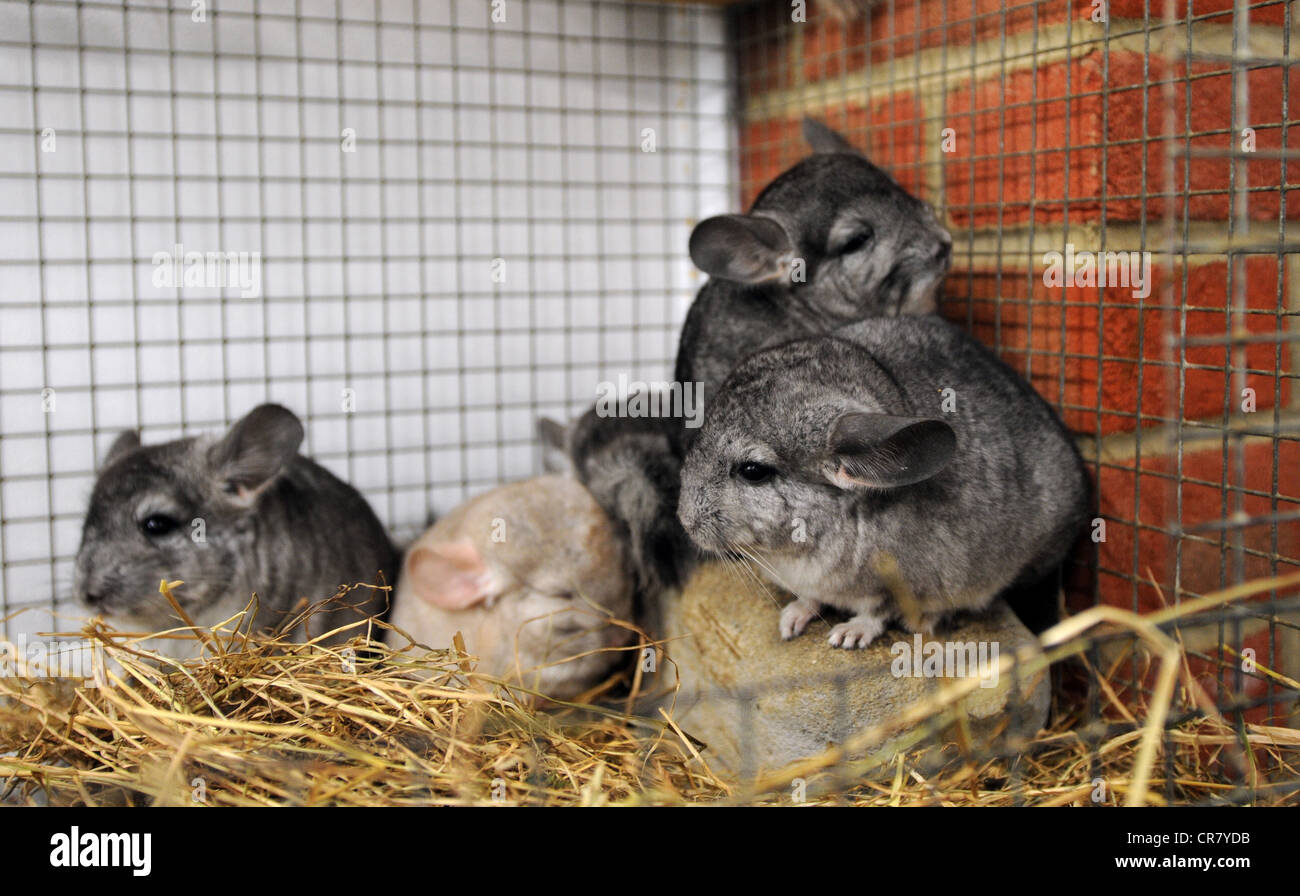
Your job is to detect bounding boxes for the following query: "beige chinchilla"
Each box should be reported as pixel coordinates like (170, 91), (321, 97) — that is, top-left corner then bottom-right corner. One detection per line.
(387, 475), (635, 702)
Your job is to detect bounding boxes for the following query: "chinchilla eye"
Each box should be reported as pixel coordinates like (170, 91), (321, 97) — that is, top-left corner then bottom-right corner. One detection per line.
(734, 461), (776, 484)
(835, 224), (874, 256)
(140, 513), (180, 537)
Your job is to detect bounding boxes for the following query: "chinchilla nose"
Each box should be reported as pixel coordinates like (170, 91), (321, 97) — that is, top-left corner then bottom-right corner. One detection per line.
(76, 565), (111, 608)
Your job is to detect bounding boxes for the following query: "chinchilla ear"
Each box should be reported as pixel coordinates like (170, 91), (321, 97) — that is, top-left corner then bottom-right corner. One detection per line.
(802, 117), (861, 155)
(406, 539), (500, 610)
(689, 214), (794, 283)
(826, 412), (955, 489)
(102, 429), (141, 468)
(208, 403), (304, 503)
(537, 416), (573, 475)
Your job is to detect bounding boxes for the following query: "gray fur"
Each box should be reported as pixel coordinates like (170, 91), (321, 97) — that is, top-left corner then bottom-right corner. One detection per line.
(540, 122), (953, 622)
(539, 408), (695, 600)
(677, 316), (1088, 648)
(802, 117), (860, 155)
(676, 118), (953, 428)
(73, 404), (397, 655)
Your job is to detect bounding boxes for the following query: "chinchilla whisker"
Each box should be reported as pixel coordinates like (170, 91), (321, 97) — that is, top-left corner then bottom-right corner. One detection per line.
(713, 547), (760, 597)
(731, 544), (786, 594)
(715, 549), (758, 595)
(728, 544), (792, 610)
(705, 527), (784, 607)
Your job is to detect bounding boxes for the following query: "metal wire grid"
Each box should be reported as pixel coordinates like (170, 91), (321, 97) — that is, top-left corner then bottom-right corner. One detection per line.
(0, 0), (1293, 805)
(1162, 1), (1300, 727)
(729, 0), (1298, 728)
(0, 0), (733, 638)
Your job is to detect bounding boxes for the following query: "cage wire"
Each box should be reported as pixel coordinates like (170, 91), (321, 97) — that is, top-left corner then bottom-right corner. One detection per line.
(665, 0), (1300, 805)
(1159, 0), (1300, 780)
(0, 0), (731, 638)
(1, 0), (1299, 807)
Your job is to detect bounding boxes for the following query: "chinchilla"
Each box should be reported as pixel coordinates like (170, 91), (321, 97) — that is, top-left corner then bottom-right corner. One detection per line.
(387, 475), (634, 703)
(539, 407), (695, 605)
(73, 404), (397, 657)
(537, 121), (951, 601)
(677, 315), (1088, 647)
(676, 118), (954, 423)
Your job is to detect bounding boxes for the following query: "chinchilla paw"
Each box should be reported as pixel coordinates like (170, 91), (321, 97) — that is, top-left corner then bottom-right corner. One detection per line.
(827, 616), (886, 649)
(779, 599), (821, 640)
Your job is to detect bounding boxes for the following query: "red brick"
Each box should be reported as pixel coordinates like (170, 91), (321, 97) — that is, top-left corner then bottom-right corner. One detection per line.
(737, 94), (926, 208)
(1093, 439), (1300, 613)
(739, 116), (804, 209)
(944, 50), (1300, 227)
(800, 10), (867, 82)
(830, 95), (927, 195)
(944, 257), (1291, 436)
(738, 1), (1108, 100)
(945, 55), (1106, 228)
(742, 0), (1287, 98)
(1108, 0), (1289, 26)
(1106, 51), (1300, 222)
(800, 0), (1096, 78)
(1066, 437), (1300, 721)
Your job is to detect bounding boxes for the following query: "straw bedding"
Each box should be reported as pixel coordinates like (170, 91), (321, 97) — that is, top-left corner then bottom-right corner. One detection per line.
(2, 576), (1298, 806)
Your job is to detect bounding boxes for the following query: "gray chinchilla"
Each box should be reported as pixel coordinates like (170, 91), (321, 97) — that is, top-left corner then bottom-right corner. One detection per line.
(73, 404), (397, 656)
(677, 316), (1088, 648)
(540, 407), (695, 603)
(552, 120), (953, 608)
(676, 118), (953, 420)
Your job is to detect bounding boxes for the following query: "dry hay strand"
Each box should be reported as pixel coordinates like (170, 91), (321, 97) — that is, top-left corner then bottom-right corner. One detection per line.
(0, 588), (723, 807)
(2, 575), (1298, 806)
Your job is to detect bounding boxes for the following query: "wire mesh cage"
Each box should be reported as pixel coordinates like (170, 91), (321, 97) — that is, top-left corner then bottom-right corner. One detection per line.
(721, 0), (1300, 804)
(0, 0), (1297, 809)
(0, 0), (730, 636)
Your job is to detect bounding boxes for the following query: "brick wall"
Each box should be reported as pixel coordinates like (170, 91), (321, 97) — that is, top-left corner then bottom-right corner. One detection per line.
(730, 0), (1299, 720)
